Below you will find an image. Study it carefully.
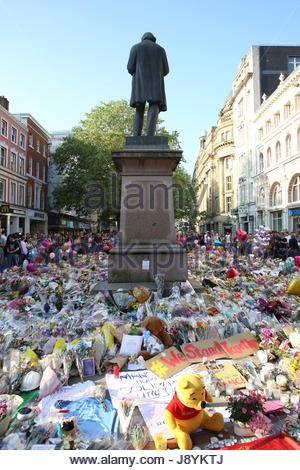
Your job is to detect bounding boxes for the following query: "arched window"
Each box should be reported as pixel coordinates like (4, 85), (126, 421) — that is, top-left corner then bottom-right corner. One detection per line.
(259, 153), (264, 172)
(285, 134), (291, 158)
(270, 183), (282, 207)
(267, 147), (272, 166)
(275, 141), (281, 162)
(259, 187), (265, 206)
(298, 127), (300, 152)
(291, 175), (300, 202)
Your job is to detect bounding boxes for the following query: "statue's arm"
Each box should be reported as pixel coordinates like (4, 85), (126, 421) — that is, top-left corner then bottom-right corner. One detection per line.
(162, 49), (169, 76)
(127, 46), (137, 75)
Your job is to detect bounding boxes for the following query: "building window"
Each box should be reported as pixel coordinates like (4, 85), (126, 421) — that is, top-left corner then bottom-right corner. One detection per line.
(29, 133), (33, 148)
(226, 130), (231, 141)
(0, 179), (5, 201)
(288, 56), (300, 72)
(298, 127), (300, 151)
(226, 196), (232, 213)
(295, 94), (300, 111)
(10, 152), (17, 172)
(258, 127), (263, 140)
(43, 143), (46, 157)
(258, 187), (265, 206)
(259, 153), (264, 172)
(42, 165), (46, 181)
(226, 175), (232, 191)
(36, 161), (40, 179)
(286, 134), (291, 158)
(29, 157), (33, 175)
(18, 185), (24, 206)
(266, 120), (271, 134)
(238, 98), (244, 118)
(250, 181), (254, 201)
(10, 182), (16, 204)
(35, 186), (41, 208)
(11, 126), (17, 144)
(270, 183), (282, 207)
(240, 183), (246, 204)
(19, 157), (25, 175)
(291, 175), (300, 202)
(41, 191), (45, 210)
(28, 185), (32, 208)
(274, 112), (280, 127)
(225, 157), (231, 170)
(272, 211), (282, 232)
(284, 102), (291, 119)
(275, 141), (281, 162)
(37, 139), (40, 153)
(267, 147), (272, 166)
(1, 118), (8, 137)
(20, 133), (25, 149)
(0, 146), (7, 167)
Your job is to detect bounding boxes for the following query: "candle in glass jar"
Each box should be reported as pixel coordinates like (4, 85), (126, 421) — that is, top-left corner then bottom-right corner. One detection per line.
(273, 388), (281, 400)
(290, 393), (299, 407)
(280, 393), (290, 406)
(257, 350), (268, 364)
(276, 375), (288, 389)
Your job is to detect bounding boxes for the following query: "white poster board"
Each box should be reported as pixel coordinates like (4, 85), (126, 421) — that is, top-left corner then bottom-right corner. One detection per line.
(106, 368), (194, 439)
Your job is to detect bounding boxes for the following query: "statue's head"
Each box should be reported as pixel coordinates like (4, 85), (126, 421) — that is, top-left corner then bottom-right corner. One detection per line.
(142, 32), (156, 43)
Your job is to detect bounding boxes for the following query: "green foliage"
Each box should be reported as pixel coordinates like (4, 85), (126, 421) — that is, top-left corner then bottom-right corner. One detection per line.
(173, 165), (198, 225)
(52, 100), (192, 224)
(226, 391), (264, 424)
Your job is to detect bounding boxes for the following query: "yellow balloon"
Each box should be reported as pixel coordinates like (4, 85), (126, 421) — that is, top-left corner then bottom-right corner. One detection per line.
(286, 277), (300, 296)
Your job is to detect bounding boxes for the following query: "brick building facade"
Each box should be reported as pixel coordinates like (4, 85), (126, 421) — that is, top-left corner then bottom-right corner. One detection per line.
(14, 113), (50, 233)
(0, 97), (28, 235)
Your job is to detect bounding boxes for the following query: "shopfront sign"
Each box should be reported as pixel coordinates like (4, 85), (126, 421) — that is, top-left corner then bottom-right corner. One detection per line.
(0, 205), (10, 214)
(34, 212), (45, 219)
(289, 208), (300, 217)
(238, 205), (248, 215)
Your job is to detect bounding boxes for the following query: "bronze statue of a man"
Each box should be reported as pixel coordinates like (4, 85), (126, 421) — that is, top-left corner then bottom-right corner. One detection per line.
(127, 32), (169, 136)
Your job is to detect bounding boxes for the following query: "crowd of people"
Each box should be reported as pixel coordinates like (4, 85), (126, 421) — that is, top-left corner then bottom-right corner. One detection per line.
(0, 229), (119, 271)
(177, 229), (300, 260)
(0, 227), (299, 271)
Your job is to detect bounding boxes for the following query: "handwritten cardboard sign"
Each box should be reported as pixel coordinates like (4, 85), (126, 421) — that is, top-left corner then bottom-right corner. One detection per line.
(144, 346), (190, 379)
(219, 332), (259, 359)
(182, 332), (258, 363)
(182, 338), (226, 362)
(214, 362), (247, 389)
(198, 362), (247, 390)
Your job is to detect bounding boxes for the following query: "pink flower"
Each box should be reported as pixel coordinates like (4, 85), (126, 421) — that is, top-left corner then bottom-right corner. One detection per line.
(246, 398), (252, 404)
(228, 397), (233, 402)
(239, 391), (244, 398)
(242, 408), (247, 414)
(251, 410), (255, 415)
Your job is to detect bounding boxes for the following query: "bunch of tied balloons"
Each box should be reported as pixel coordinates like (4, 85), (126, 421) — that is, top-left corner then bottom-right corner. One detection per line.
(252, 225), (271, 257)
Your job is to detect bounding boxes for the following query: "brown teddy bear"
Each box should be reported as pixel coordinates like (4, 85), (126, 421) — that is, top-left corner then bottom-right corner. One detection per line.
(139, 316), (173, 361)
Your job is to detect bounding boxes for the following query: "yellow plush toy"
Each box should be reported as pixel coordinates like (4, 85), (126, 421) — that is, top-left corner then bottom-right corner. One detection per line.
(164, 373), (224, 450)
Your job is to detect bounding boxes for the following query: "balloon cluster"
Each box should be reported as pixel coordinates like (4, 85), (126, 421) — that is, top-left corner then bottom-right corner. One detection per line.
(252, 225), (270, 257)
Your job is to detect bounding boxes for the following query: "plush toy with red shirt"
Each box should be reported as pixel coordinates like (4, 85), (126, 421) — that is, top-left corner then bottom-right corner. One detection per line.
(164, 373), (224, 450)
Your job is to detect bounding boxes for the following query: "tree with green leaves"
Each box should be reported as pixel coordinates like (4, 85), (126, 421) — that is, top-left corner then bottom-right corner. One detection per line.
(52, 100), (196, 227)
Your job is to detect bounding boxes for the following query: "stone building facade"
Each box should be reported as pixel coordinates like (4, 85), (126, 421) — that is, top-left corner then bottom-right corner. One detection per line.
(253, 64), (300, 233)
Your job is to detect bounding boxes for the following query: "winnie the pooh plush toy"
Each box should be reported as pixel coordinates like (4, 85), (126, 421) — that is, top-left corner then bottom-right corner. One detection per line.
(164, 373), (224, 450)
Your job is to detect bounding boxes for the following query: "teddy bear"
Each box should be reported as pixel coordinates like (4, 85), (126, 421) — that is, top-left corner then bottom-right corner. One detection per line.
(164, 373), (224, 450)
(139, 316), (173, 361)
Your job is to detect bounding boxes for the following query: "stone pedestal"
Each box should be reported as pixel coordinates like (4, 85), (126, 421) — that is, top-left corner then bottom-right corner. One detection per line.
(108, 136), (187, 284)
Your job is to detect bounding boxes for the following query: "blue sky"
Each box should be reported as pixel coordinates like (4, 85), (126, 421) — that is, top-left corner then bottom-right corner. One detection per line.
(1, 0), (300, 174)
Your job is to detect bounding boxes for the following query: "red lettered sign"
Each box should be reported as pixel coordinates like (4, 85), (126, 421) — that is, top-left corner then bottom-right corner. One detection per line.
(182, 333), (259, 362)
(182, 339), (226, 363)
(145, 347), (190, 379)
(219, 332), (259, 359)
